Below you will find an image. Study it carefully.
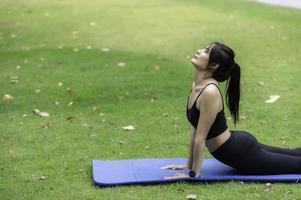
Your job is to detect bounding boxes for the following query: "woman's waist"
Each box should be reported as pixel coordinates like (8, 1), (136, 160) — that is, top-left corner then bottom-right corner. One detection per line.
(206, 129), (231, 153)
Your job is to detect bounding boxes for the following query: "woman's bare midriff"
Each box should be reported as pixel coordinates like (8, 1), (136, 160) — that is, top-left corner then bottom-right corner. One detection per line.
(205, 129), (231, 153)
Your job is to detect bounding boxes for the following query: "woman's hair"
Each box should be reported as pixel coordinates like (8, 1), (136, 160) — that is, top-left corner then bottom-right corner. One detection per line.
(208, 41), (241, 124)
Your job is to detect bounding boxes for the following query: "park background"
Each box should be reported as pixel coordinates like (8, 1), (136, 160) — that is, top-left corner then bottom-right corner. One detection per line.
(1, 0), (301, 199)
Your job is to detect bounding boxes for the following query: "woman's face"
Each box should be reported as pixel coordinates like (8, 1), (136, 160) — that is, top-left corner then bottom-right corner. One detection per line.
(191, 44), (212, 70)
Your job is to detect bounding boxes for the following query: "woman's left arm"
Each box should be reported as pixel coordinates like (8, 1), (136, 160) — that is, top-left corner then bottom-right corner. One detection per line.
(191, 87), (220, 177)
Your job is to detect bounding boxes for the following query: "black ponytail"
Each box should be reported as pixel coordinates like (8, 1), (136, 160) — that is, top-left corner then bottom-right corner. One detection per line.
(225, 63), (241, 124)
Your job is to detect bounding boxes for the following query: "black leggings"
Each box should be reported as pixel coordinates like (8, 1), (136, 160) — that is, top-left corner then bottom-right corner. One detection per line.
(211, 131), (301, 174)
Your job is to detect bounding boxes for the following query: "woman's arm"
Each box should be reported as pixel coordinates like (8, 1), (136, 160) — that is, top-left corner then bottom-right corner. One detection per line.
(187, 127), (196, 169)
(191, 86), (220, 176)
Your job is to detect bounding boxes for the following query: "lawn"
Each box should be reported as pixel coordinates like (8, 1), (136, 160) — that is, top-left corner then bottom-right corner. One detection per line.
(1, 0), (301, 199)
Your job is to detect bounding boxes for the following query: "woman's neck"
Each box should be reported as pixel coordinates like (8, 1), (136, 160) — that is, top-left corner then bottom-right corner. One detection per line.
(194, 69), (214, 88)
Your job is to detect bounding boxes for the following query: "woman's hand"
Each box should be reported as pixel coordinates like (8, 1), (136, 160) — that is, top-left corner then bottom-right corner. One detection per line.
(164, 172), (201, 180)
(164, 172), (190, 180)
(160, 164), (188, 170)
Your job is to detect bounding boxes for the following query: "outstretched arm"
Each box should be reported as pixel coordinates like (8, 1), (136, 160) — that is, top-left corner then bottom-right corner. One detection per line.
(191, 86), (220, 177)
(187, 127), (196, 169)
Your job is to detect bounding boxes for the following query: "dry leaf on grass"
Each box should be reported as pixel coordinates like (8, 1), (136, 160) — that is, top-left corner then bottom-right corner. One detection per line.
(42, 122), (50, 129)
(265, 95), (280, 103)
(186, 194), (197, 200)
(154, 65), (160, 70)
(117, 62), (125, 67)
(258, 81), (264, 85)
(92, 106), (99, 112)
(122, 125), (135, 131)
(66, 88), (73, 94)
(162, 113), (168, 118)
(101, 48), (110, 52)
(33, 109), (50, 117)
(3, 94), (14, 102)
(39, 176), (46, 181)
(10, 75), (19, 84)
(239, 114), (247, 120)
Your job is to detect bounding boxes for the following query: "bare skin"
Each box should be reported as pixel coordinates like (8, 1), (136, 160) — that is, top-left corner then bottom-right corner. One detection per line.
(161, 44), (231, 179)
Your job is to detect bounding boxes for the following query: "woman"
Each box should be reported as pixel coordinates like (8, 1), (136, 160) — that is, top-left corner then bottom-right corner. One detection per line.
(161, 41), (301, 178)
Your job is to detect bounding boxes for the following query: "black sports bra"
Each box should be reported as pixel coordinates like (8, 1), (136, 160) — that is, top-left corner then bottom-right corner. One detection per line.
(186, 83), (228, 140)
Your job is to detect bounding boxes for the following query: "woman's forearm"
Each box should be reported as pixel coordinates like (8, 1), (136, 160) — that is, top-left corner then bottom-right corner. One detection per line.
(191, 135), (205, 175)
(187, 129), (196, 168)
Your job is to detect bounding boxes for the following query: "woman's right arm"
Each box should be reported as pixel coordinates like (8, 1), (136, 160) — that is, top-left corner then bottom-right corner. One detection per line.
(187, 127), (196, 169)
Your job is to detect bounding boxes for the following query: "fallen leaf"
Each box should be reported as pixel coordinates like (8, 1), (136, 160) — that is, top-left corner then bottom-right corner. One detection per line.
(239, 114), (247, 120)
(3, 94), (14, 102)
(258, 81), (264, 85)
(39, 176), (46, 181)
(154, 65), (160, 70)
(186, 194), (197, 200)
(145, 145), (150, 150)
(66, 88), (73, 94)
(101, 48), (110, 52)
(122, 125), (135, 131)
(264, 187), (274, 193)
(67, 101), (73, 106)
(42, 123), (50, 129)
(92, 106), (99, 112)
(117, 62), (125, 67)
(10, 75), (19, 84)
(32, 109), (50, 117)
(54, 100), (60, 105)
(265, 95), (280, 103)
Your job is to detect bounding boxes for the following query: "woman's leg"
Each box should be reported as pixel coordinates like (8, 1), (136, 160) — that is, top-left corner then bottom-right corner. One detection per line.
(240, 148), (301, 174)
(212, 131), (301, 174)
(258, 142), (301, 157)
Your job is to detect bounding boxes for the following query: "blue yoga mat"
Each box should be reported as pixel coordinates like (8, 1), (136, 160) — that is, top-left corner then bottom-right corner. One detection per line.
(92, 158), (301, 186)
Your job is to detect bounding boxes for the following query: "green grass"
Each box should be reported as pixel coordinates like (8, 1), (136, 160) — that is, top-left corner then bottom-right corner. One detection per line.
(1, 0), (301, 199)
